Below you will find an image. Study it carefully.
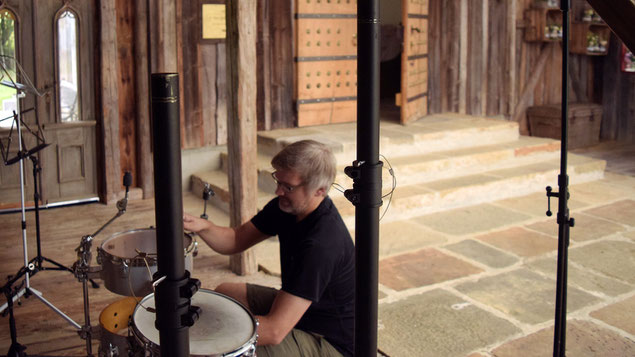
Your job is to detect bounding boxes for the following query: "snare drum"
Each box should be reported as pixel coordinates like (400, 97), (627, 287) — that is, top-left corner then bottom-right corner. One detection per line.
(97, 228), (196, 296)
(131, 289), (257, 356)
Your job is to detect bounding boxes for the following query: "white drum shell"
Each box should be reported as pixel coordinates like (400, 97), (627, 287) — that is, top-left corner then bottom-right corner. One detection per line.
(98, 228), (195, 297)
(131, 289), (257, 357)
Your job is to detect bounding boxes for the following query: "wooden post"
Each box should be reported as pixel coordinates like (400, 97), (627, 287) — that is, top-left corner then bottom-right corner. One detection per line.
(505, 0), (517, 117)
(458, 0), (468, 114)
(149, 0), (178, 73)
(226, 0), (258, 275)
(135, 0), (154, 198)
(100, 0), (121, 204)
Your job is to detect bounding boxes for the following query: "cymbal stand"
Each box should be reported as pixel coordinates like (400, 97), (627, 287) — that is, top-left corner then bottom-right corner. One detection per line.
(72, 172), (132, 356)
(200, 183), (215, 220)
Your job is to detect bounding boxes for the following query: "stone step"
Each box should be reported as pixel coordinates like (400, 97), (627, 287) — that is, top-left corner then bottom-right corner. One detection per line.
(331, 154), (606, 228)
(257, 114), (520, 164)
(333, 135), (561, 188)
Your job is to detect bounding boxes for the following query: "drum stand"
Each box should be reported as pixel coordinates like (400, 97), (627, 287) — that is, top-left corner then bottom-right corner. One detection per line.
(72, 172), (132, 357)
(0, 77), (83, 356)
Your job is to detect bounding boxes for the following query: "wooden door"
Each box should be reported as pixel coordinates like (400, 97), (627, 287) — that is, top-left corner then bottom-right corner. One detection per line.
(295, 1), (357, 127)
(0, 0), (98, 207)
(401, 0), (429, 124)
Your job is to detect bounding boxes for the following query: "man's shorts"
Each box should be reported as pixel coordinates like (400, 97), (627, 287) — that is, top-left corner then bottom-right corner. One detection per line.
(246, 283), (344, 357)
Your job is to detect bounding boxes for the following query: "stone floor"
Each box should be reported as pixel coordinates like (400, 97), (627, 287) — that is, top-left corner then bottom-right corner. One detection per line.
(240, 152), (635, 355)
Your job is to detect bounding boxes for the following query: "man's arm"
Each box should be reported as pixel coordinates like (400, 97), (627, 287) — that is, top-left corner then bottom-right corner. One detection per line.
(183, 213), (269, 255)
(255, 290), (312, 346)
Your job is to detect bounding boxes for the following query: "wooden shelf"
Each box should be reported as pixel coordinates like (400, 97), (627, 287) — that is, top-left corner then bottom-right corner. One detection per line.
(570, 22), (611, 55)
(524, 8), (563, 42)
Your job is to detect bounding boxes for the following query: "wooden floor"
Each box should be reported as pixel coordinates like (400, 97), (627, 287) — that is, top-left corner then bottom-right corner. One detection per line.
(0, 195), (279, 356)
(0, 140), (632, 356)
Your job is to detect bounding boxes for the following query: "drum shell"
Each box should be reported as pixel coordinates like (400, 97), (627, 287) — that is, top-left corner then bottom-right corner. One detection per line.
(97, 228), (196, 297)
(98, 297), (139, 357)
(130, 289), (257, 357)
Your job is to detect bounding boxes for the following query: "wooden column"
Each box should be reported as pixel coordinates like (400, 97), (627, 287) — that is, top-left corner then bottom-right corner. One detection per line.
(458, 0), (468, 114)
(100, 0), (121, 204)
(135, 0), (153, 198)
(505, 0), (517, 117)
(226, 0), (258, 275)
(149, 0), (178, 73)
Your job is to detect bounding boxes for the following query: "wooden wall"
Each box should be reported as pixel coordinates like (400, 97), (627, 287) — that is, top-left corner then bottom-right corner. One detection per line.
(176, 0), (294, 149)
(429, 0), (634, 142)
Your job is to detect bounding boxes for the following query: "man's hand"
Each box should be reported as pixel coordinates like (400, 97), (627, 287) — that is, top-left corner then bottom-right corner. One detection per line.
(183, 212), (211, 233)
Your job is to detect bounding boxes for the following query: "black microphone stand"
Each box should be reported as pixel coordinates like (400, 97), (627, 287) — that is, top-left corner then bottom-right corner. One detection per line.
(546, 1), (575, 356)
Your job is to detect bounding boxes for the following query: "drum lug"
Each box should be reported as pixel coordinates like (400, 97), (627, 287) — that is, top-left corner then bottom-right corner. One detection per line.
(193, 240), (199, 257)
(96, 248), (104, 265)
(121, 260), (129, 277)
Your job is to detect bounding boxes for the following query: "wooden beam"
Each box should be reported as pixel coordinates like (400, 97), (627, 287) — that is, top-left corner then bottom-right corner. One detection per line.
(586, 0), (635, 53)
(512, 43), (553, 128)
(226, 0), (258, 275)
(458, 0), (468, 114)
(100, 0), (121, 204)
(149, 0), (178, 72)
(135, 0), (154, 198)
(505, 0), (517, 117)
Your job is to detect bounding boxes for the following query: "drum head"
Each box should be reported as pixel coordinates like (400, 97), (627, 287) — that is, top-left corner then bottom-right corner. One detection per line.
(133, 289), (256, 356)
(101, 228), (192, 259)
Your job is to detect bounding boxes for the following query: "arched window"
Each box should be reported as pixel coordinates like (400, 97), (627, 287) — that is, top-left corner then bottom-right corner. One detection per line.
(56, 9), (80, 122)
(0, 8), (17, 128)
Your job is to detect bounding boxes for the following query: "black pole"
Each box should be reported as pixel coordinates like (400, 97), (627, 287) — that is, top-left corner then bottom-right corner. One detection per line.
(349, 0), (382, 355)
(151, 73), (189, 357)
(551, 1), (575, 356)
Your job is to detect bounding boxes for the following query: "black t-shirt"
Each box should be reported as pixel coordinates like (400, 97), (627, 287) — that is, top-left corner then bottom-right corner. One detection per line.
(251, 196), (355, 356)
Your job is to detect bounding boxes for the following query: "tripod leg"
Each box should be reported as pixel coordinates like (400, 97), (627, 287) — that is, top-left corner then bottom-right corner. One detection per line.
(5, 288), (27, 357)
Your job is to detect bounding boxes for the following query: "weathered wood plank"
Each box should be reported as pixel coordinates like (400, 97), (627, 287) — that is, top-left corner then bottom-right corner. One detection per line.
(117, 0), (138, 186)
(134, 0), (154, 199)
(226, 0), (258, 275)
(100, 0), (121, 204)
(512, 43), (553, 129)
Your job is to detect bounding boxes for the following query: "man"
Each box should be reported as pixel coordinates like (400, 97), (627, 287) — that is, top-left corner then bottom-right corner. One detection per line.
(183, 140), (355, 356)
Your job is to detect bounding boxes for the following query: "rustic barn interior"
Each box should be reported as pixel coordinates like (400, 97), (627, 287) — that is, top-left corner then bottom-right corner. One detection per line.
(0, 0), (634, 355)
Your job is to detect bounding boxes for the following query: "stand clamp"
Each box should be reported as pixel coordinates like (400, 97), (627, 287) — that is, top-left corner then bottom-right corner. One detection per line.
(545, 186), (575, 227)
(344, 160), (383, 207)
(153, 271), (202, 330)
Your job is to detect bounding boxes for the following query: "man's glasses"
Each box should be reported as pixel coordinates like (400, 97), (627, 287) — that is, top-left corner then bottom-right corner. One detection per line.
(271, 172), (303, 193)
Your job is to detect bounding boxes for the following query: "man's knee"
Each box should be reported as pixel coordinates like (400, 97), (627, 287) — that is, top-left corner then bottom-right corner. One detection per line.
(215, 282), (248, 306)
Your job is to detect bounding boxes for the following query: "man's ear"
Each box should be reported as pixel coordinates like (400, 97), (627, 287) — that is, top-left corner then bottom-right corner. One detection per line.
(315, 186), (326, 197)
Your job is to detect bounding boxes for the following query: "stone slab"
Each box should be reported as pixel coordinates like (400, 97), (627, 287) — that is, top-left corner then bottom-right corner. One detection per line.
(590, 295), (635, 335)
(379, 248), (483, 291)
(570, 240), (635, 285)
(455, 269), (599, 325)
(494, 192), (589, 218)
(491, 320), (635, 356)
(526, 213), (626, 242)
(378, 289), (521, 357)
(569, 181), (635, 207)
(377, 220), (448, 258)
(413, 204), (531, 236)
(528, 257), (633, 297)
(474, 227), (557, 258)
(583, 200), (635, 227)
(444, 239), (518, 269)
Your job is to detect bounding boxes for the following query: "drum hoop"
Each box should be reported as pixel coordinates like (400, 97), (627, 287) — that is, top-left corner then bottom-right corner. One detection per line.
(131, 289), (258, 357)
(98, 228), (196, 267)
